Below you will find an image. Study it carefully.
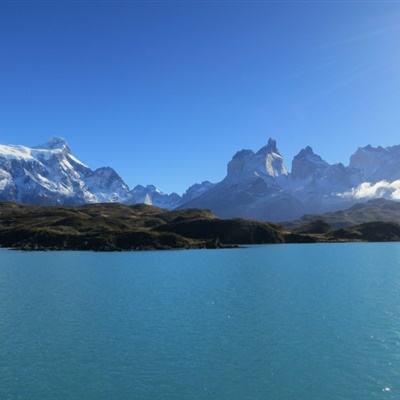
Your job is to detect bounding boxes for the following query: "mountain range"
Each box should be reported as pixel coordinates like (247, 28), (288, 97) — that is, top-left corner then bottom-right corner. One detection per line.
(1, 136), (400, 221)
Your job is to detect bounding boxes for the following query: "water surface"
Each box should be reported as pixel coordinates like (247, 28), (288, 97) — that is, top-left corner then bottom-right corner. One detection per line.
(1, 243), (400, 399)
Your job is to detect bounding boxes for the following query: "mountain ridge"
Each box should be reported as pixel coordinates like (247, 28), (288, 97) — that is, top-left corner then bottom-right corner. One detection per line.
(1, 136), (400, 221)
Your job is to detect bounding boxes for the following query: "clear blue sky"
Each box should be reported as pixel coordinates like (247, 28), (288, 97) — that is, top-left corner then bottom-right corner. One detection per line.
(1, 1), (400, 194)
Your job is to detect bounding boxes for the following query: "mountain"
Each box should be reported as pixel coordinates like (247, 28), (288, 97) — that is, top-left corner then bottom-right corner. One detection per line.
(178, 139), (305, 221)
(282, 146), (362, 216)
(289, 146), (360, 191)
(291, 146), (329, 181)
(2, 137), (400, 221)
(129, 185), (182, 209)
(350, 144), (400, 182)
(0, 137), (132, 204)
(0, 137), (216, 209)
(178, 139), (353, 221)
(179, 140), (400, 221)
(180, 181), (215, 203)
(226, 138), (288, 183)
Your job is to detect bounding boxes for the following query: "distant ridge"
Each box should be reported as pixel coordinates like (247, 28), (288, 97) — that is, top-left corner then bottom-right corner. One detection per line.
(286, 198), (400, 230)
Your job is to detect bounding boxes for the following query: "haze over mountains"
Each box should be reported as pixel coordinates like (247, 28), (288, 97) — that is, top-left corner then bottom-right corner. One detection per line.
(1, 136), (400, 221)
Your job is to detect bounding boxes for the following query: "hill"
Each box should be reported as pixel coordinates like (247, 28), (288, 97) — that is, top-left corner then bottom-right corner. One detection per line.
(0, 202), (285, 251)
(3, 200), (400, 251)
(287, 199), (400, 230)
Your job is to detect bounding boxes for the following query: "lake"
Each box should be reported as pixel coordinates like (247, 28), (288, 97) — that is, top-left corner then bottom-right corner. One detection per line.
(1, 243), (400, 399)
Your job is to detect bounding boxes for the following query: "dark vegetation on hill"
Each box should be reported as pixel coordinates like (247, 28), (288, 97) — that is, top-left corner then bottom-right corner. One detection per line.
(286, 198), (400, 229)
(283, 199), (400, 243)
(2, 199), (400, 251)
(0, 202), (286, 251)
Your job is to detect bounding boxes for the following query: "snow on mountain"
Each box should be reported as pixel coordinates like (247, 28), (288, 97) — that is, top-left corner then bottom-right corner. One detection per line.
(179, 138), (305, 221)
(0, 137), (131, 204)
(85, 167), (131, 203)
(179, 138), (377, 221)
(129, 185), (182, 209)
(181, 181), (215, 203)
(0, 137), (217, 210)
(226, 138), (288, 184)
(287, 146), (362, 202)
(259, 138), (288, 177)
(350, 144), (400, 182)
(3, 136), (400, 220)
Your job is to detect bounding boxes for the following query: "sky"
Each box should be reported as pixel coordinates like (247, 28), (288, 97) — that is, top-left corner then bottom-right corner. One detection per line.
(1, 1), (400, 194)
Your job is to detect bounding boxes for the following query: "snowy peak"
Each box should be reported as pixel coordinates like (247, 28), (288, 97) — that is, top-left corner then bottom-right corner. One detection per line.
(227, 137), (288, 181)
(129, 184), (181, 209)
(0, 137), (214, 209)
(264, 137), (288, 177)
(0, 137), (130, 205)
(6, 136), (400, 220)
(85, 167), (130, 203)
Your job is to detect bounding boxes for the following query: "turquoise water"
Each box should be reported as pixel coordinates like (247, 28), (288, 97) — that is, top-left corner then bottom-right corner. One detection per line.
(1, 244), (400, 399)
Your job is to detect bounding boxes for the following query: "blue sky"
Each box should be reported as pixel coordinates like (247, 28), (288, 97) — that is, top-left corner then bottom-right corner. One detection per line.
(1, 1), (400, 194)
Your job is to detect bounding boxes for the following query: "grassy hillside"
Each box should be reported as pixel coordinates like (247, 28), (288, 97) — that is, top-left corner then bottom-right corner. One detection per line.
(3, 200), (400, 251)
(286, 199), (400, 229)
(0, 202), (285, 251)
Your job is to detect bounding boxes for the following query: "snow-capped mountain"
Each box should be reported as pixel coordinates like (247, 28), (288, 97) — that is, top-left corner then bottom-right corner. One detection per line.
(85, 167), (131, 203)
(0, 137), (209, 209)
(129, 185), (182, 209)
(226, 138), (288, 184)
(181, 181), (215, 203)
(350, 144), (400, 182)
(178, 139), (400, 221)
(291, 146), (329, 181)
(179, 139), (304, 221)
(2, 136), (400, 221)
(0, 137), (132, 204)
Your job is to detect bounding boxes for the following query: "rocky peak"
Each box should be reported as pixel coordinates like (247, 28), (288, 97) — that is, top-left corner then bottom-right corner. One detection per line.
(129, 184), (181, 209)
(92, 167), (127, 186)
(181, 181), (215, 203)
(227, 150), (254, 177)
(257, 137), (279, 155)
(349, 144), (400, 182)
(297, 145), (314, 157)
(260, 138), (288, 177)
(291, 146), (329, 180)
(227, 138), (288, 180)
(266, 137), (278, 153)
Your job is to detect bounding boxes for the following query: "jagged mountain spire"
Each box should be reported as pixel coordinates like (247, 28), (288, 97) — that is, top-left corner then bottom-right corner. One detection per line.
(227, 137), (288, 179)
(266, 137), (278, 153)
